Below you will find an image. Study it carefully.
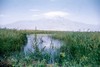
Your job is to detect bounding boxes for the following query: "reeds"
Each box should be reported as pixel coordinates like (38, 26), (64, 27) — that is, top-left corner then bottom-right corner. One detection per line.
(0, 28), (100, 66)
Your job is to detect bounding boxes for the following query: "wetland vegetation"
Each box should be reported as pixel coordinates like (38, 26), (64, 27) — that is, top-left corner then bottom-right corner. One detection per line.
(0, 28), (100, 67)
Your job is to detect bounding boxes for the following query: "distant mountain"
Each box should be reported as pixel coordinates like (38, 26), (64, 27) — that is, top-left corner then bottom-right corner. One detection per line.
(2, 18), (99, 31)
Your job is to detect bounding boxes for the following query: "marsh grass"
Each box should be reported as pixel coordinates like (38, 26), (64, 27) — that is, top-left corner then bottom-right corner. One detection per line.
(52, 32), (100, 66)
(0, 28), (100, 66)
(0, 28), (27, 56)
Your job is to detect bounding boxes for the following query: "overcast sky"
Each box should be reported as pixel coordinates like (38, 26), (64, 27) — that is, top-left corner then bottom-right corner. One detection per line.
(0, 0), (100, 25)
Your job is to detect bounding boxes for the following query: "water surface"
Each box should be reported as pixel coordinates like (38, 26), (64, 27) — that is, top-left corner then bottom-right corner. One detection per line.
(24, 34), (62, 63)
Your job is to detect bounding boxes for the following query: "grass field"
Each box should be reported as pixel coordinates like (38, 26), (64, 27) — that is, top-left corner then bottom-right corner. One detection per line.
(0, 28), (100, 67)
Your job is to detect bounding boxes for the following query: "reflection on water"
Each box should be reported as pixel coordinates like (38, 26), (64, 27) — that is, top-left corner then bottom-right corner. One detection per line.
(24, 34), (62, 63)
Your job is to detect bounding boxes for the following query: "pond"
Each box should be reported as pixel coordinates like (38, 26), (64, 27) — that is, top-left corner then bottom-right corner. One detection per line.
(24, 34), (62, 63)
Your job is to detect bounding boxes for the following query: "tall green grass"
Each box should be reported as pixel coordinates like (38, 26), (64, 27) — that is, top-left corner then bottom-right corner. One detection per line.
(52, 32), (100, 66)
(0, 28), (27, 55)
(0, 28), (100, 66)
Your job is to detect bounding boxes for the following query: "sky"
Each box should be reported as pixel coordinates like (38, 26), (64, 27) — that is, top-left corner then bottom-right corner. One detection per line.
(0, 0), (100, 26)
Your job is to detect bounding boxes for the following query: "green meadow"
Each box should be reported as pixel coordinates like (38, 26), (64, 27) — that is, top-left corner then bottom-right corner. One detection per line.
(0, 28), (100, 67)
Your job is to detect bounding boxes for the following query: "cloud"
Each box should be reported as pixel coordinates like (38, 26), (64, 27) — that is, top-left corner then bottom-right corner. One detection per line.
(43, 11), (69, 18)
(31, 11), (69, 20)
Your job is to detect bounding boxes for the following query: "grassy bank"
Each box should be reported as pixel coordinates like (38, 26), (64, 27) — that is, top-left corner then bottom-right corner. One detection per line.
(0, 28), (27, 55)
(52, 32), (100, 66)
